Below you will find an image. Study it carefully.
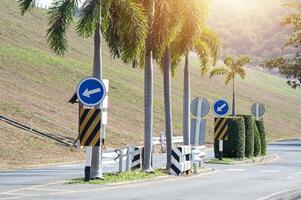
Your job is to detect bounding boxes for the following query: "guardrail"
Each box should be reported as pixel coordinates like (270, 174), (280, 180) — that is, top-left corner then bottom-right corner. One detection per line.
(152, 134), (184, 153)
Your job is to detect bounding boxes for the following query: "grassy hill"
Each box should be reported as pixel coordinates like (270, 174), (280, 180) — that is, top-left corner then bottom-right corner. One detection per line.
(0, 0), (300, 168)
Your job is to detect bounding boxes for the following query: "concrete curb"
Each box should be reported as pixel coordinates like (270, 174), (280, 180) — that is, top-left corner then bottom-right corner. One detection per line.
(206, 154), (279, 166)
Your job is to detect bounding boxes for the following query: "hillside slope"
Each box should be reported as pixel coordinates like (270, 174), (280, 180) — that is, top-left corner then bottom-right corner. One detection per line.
(0, 1), (300, 168)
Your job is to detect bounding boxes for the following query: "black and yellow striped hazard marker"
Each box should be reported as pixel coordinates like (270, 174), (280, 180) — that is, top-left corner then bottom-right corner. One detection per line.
(214, 117), (229, 140)
(79, 108), (101, 146)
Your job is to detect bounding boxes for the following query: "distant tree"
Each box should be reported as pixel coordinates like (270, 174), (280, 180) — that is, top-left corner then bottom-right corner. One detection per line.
(19, 0), (147, 178)
(260, 1), (301, 89)
(210, 55), (251, 116)
(262, 57), (301, 88)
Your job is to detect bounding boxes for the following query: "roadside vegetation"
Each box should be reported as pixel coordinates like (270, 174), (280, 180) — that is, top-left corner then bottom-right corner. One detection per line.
(68, 169), (165, 184)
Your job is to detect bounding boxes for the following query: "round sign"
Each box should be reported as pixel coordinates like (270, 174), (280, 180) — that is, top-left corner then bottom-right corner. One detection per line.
(190, 97), (210, 118)
(213, 99), (230, 117)
(76, 77), (106, 107)
(251, 102), (265, 118)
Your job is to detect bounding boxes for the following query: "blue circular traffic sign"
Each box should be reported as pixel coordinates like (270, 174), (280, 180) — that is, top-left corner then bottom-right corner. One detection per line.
(213, 99), (230, 117)
(76, 77), (106, 107)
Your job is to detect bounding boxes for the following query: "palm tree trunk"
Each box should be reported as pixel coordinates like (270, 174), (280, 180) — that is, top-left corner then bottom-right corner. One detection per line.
(143, 1), (155, 172)
(90, 21), (103, 178)
(183, 52), (190, 145)
(232, 78), (236, 116)
(163, 47), (173, 171)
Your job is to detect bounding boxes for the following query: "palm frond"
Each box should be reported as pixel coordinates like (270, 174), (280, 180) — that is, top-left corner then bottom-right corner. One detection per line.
(77, 0), (100, 38)
(19, 0), (35, 15)
(224, 55), (235, 67)
(235, 67), (246, 79)
(171, 0), (209, 57)
(47, 0), (78, 56)
(103, 0), (147, 64)
(225, 73), (234, 85)
(209, 67), (228, 78)
(194, 40), (210, 75)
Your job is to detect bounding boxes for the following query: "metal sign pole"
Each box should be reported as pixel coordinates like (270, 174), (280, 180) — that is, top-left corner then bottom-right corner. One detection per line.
(256, 102), (259, 120)
(195, 97), (202, 145)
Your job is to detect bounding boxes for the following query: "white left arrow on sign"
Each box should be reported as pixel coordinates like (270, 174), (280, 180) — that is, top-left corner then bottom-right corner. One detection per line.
(83, 88), (101, 98)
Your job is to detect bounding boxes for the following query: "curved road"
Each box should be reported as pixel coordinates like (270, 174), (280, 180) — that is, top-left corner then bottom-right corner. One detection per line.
(0, 140), (301, 200)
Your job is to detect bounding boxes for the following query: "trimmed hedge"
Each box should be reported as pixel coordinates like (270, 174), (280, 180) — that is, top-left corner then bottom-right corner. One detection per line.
(220, 117), (246, 158)
(253, 120), (261, 156)
(256, 120), (267, 156)
(238, 115), (254, 157)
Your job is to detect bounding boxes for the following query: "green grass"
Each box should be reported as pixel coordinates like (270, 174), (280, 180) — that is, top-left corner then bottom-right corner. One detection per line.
(68, 169), (166, 185)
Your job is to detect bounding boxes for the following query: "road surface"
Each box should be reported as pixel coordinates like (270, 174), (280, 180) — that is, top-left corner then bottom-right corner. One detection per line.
(0, 140), (301, 200)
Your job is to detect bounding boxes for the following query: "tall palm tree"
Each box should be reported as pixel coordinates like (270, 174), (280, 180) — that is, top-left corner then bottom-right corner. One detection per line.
(19, 0), (147, 178)
(210, 55), (251, 116)
(171, 0), (222, 145)
(154, 0), (182, 171)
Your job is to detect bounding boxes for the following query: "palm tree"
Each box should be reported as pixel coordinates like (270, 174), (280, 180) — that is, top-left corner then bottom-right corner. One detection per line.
(19, 0), (147, 178)
(171, 0), (222, 145)
(210, 55), (251, 116)
(154, 0), (182, 171)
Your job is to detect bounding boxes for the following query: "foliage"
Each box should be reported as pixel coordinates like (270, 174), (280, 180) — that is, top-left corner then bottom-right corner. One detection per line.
(215, 117), (246, 159)
(19, 0), (147, 63)
(238, 115), (254, 157)
(210, 55), (251, 84)
(253, 120), (262, 157)
(255, 120), (267, 156)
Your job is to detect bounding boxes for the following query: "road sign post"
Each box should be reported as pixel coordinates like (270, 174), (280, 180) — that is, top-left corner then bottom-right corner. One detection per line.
(190, 97), (210, 146)
(77, 77), (107, 180)
(213, 99), (230, 160)
(251, 102), (265, 120)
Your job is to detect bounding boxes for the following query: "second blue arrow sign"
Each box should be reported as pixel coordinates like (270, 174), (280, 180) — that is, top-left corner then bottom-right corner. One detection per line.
(213, 99), (230, 117)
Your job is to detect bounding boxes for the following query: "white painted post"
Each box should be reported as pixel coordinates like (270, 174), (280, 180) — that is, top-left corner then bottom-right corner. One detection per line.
(219, 140), (223, 160)
(85, 147), (92, 181)
(126, 147), (132, 172)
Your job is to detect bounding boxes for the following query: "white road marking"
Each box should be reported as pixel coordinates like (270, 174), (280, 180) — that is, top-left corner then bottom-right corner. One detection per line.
(225, 168), (246, 172)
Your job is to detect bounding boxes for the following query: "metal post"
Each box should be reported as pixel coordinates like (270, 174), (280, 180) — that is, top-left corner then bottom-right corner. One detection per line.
(219, 140), (223, 160)
(126, 147), (132, 172)
(193, 162), (198, 174)
(195, 97), (203, 145)
(256, 102), (259, 120)
(85, 147), (92, 181)
(119, 149), (124, 172)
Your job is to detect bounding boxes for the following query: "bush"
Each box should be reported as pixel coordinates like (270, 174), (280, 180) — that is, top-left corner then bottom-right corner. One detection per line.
(222, 117), (246, 158)
(253, 120), (261, 156)
(256, 120), (267, 156)
(238, 115), (254, 157)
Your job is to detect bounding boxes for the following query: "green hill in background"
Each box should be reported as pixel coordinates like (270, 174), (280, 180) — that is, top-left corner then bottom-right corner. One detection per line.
(0, 0), (300, 168)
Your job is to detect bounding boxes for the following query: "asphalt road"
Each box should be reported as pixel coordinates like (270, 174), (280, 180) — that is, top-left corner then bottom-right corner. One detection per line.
(0, 140), (301, 200)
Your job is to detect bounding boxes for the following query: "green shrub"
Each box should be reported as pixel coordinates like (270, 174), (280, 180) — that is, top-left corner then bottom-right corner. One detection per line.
(214, 139), (219, 158)
(222, 117), (246, 158)
(238, 115), (254, 157)
(253, 120), (261, 156)
(256, 120), (267, 156)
